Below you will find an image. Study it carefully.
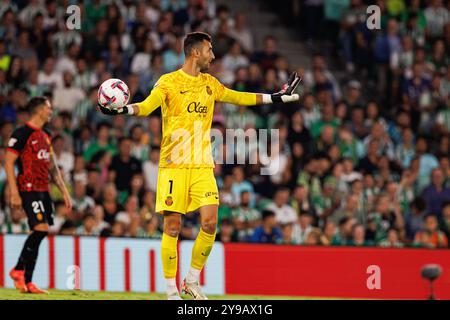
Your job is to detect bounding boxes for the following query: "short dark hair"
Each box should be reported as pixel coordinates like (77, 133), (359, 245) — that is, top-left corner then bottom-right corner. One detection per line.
(220, 218), (233, 226)
(183, 32), (211, 56)
(130, 123), (143, 133)
(262, 210), (275, 220)
(275, 186), (290, 194)
(54, 200), (65, 209)
(264, 35), (276, 43)
(96, 121), (111, 132)
(83, 213), (95, 221)
(118, 136), (132, 145)
(339, 216), (350, 226)
(27, 96), (49, 114)
(52, 134), (64, 143)
(150, 145), (160, 152)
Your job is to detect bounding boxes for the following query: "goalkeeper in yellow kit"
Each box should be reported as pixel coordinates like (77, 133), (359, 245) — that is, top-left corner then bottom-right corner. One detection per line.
(99, 32), (300, 299)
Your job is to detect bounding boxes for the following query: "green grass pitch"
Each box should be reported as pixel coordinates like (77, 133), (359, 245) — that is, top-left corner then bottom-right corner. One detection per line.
(0, 288), (338, 300)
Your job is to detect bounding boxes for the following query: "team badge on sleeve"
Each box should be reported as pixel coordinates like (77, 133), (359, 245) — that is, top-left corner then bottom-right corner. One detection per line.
(8, 138), (17, 147)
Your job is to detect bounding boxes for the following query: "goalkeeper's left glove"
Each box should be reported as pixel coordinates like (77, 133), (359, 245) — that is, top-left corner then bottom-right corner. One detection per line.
(97, 103), (133, 116)
(263, 72), (301, 104)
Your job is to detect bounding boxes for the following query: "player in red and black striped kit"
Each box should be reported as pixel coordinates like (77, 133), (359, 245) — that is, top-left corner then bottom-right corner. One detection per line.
(4, 97), (72, 294)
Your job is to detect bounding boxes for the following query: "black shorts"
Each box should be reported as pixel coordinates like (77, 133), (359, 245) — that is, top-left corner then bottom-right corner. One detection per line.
(20, 191), (54, 229)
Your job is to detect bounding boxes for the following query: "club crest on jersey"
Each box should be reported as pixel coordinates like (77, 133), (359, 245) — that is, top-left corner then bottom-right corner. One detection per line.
(165, 196), (173, 206)
(37, 149), (50, 160)
(206, 86), (212, 95)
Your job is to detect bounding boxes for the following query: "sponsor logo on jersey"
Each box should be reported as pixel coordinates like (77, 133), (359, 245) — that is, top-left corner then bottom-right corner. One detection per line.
(204, 191), (218, 198)
(37, 149), (50, 160)
(187, 102), (208, 114)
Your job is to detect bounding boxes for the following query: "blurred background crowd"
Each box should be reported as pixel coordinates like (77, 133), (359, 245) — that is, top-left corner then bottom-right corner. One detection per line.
(0, 0), (449, 248)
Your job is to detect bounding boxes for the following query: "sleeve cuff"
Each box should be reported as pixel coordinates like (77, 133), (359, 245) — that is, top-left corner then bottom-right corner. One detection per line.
(6, 147), (20, 155)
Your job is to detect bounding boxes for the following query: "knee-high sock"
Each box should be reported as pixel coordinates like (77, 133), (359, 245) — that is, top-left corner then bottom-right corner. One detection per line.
(161, 232), (178, 279)
(15, 231), (48, 283)
(190, 228), (216, 271)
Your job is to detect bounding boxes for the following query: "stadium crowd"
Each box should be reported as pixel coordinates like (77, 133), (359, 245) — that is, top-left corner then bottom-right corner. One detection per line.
(0, 0), (449, 249)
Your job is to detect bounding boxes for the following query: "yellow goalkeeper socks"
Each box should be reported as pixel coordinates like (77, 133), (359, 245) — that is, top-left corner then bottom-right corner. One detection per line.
(189, 228), (216, 279)
(161, 232), (178, 279)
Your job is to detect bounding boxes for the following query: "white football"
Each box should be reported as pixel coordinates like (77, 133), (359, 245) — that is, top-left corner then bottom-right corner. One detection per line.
(98, 78), (130, 110)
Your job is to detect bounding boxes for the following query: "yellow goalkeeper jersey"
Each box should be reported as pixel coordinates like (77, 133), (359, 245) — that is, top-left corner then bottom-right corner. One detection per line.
(137, 69), (257, 168)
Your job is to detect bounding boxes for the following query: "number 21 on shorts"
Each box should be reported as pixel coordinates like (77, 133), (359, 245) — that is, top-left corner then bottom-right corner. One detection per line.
(32, 201), (45, 213)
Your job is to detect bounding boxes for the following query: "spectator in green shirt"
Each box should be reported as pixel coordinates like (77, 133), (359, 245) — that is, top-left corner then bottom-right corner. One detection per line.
(85, 0), (107, 31)
(400, 0), (427, 30)
(216, 218), (239, 243)
(279, 223), (295, 245)
(297, 157), (322, 202)
(313, 125), (336, 153)
(331, 216), (355, 246)
(337, 126), (364, 166)
(136, 214), (162, 239)
(232, 191), (262, 241)
(347, 223), (373, 246)
(310, 103), (339, 138)
(1, 208), (28, 234)
(379, 228), (404, 247)
(217, 205), (232, 229)
(83, 122), (117, 162)
(323, 0), (350, 48)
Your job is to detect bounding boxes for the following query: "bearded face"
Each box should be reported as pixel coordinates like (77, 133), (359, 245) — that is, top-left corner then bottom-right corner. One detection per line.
(197, 40), (215, 72)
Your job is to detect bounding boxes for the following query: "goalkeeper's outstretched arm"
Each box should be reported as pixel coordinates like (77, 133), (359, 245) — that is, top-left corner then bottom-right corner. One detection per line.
(130, 88), (163, 116)
(218, 72), (301, 106)
(98, 87), (163, 116)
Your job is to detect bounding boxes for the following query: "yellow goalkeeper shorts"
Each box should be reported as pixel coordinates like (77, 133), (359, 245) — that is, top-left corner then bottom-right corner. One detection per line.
(155, 167), (219, 214)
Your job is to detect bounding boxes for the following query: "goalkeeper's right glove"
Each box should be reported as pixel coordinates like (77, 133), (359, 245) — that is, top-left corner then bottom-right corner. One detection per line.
(263, 72), (301, 104)
(97, 103), (132, 115)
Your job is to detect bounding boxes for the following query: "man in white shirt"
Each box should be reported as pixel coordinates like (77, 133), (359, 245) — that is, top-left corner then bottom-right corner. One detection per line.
(18, 0), (45, 27)
(341, 158), (363, 183)
(291, 212), (314, 244)
(72, 180), (95, 215)
(222, 41), (249, 72)
(52, 135), (74, 182)
(143, 146), (160, 193)
(55, 42), (79, 75)
(266, 187), (298, 225)
(52, 71), (85, 112)
(424, 0), (449, 38)
(115, 196), (140, 236)
(38, 57), (63, 89)
(229, 13), (254, 54)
